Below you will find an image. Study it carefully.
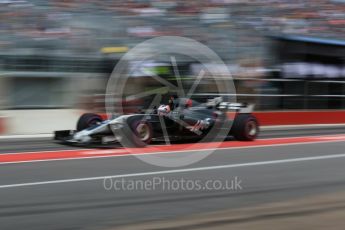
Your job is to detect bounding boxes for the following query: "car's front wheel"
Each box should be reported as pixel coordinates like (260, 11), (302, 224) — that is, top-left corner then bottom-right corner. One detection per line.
(121, 119), (153, 147)
(76, 113), (103, 131)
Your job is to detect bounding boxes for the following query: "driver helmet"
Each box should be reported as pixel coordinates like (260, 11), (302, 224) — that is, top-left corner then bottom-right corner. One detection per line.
(157, 104), (171, 115)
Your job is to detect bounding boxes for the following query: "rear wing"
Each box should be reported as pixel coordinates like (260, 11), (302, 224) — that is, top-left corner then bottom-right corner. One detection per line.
(219, 102), (255, 113)
(207, 97), (255, 113)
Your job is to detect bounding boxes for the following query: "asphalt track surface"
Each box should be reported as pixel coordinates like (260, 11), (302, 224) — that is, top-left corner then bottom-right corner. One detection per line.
(1, 127), (345, 230)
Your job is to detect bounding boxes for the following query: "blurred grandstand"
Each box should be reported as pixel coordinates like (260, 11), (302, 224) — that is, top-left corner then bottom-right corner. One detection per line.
(0, 0), (344, 134)
(0, 0), (344, 57)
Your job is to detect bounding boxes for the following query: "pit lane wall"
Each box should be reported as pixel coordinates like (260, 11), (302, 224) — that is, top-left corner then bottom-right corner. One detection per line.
(0, 116), (5, 134)
(1, 109), (345, 135)
(252, 110), (345, 126)
(0, 110), (80, 135)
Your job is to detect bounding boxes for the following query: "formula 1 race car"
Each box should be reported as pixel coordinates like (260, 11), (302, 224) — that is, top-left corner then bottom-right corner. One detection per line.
(54, 97), (259, 147)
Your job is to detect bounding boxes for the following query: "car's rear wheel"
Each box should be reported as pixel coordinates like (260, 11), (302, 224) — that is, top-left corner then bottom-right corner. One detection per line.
(76, 113), (103, 131)
(231, 114), (259, 141)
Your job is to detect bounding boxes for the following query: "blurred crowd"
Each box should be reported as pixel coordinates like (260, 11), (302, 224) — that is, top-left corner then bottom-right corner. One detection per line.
(0, 0), (344, 62)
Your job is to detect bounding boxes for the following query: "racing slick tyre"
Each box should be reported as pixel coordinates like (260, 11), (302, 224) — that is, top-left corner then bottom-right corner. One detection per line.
(121, 119), (153, 147)
(76, 113), (103, 131)
(231, 114), (259, 141)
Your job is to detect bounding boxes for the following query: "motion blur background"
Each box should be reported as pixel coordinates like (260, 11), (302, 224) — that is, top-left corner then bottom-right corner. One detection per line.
(0, 0), (344, 134)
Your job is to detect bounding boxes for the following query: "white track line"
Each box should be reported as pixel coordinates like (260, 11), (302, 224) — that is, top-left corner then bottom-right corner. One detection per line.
(1, 152), (345, 189)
